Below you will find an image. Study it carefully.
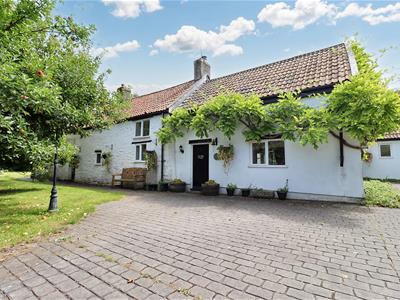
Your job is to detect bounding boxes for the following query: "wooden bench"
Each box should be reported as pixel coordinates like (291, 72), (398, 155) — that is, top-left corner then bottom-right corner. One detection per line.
(112, 168), (147, 189)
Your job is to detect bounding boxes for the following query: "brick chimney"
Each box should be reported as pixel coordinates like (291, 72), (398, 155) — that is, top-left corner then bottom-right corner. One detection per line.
(117, 84), (132, 99)
(194, 56), (210, 80)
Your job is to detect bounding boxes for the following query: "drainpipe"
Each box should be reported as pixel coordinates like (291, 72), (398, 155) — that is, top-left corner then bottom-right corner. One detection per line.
(160, 112), (165, 182)
(339, 131), (344, 167)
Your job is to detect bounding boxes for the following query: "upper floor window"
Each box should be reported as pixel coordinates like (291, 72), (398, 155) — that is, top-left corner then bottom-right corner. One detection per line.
(380, 144), (391, 158)
(135, 119), (150, 137)
(251, 140), (285, 166)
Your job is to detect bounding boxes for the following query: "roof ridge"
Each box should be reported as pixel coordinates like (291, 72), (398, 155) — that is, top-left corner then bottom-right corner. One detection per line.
(207, 43), (346, 83)
(131, 79), (196, 100)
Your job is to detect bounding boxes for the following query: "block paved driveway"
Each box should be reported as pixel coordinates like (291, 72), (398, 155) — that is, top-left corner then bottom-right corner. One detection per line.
(1, 191), (400, 300)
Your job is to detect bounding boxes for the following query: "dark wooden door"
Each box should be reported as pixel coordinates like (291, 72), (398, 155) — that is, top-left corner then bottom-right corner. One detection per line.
(192, 144), (209, 190)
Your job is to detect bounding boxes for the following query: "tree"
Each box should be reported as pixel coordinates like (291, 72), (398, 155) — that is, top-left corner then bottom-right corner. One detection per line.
(0, 0), (128, 172)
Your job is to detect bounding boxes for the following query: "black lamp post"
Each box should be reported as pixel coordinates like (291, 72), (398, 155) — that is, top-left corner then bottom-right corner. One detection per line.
(48, 144), (58, 212)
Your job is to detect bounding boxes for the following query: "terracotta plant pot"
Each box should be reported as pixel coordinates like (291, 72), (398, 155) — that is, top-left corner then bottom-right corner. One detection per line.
(201, 184), (220, 196)
(276, 191), (287, 200)
(169, 182), (186, 193)
(226, 188), (235, 196)
(241, 189), (250, 197)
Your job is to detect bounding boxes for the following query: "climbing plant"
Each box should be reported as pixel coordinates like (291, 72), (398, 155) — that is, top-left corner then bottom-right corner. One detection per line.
(144, 151), (157, 171)
(156, 40), (400, 152)
(216, 144), (234, 173)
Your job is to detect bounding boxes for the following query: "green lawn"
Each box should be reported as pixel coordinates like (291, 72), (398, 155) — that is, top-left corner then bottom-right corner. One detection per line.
(0, 172), (124, 250)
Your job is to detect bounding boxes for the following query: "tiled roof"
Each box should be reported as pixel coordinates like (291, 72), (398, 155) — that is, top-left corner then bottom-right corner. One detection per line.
(129, 80), (196, 118)
(184, 43), (353, 106)
(379, 132), (400, 141)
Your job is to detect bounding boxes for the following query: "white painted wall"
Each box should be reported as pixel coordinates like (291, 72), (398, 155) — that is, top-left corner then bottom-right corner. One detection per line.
(172, 128), (364, 201)
(363, 141), (400, 180)
(57, 115), (164, 184)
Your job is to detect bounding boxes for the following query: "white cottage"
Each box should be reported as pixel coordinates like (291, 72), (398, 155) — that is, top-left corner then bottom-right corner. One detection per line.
(58, 43), (364, 202)
(363, 132), (400, 180)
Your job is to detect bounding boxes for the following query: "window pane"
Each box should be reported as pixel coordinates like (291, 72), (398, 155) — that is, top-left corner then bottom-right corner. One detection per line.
(252, 143), (265, 164)
(141, 144), (147, 161)
(143, 120), (150, 136)
(135, 145), (140, 160)
(380, 144), (391, 157)
(96, 153), (102, 164)
(135, 122), (142, 136)
(268, 141), (285, 165)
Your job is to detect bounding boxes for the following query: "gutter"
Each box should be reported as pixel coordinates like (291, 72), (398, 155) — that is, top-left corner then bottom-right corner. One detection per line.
(160, 112), (165, 182)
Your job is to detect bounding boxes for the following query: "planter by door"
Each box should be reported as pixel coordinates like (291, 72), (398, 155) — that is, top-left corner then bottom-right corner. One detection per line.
(158, 182), (169, 192)
(192, 144), (209, 190)
(201, 184), (220, 196)
(169, 182), (186, 193)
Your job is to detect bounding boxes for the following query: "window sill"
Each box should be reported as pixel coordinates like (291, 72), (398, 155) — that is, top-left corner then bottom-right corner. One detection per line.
(248, 164), (288, 168)
(379, 156), (393, 159)
(133, 136), (150, 140)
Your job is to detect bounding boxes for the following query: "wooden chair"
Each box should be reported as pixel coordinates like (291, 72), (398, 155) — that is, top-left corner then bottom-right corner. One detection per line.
(112, 168), (146, 189)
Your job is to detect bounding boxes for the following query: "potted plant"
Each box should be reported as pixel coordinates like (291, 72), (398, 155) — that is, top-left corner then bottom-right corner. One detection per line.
(226, 183), (237, 196)
(169, 179), (186, 193)
(201, 180), (220, 196)
(276, 179), (289, 200)
(158, 181), (169, 192)
(145, 183), (158, 191)
(241, 185), (252, 197)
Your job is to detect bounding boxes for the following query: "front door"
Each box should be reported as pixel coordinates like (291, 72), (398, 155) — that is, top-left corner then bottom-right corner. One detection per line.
(192, 144), (209, 190)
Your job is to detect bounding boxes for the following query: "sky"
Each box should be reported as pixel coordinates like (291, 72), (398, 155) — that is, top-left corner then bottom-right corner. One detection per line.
(55, 0), (400, 95)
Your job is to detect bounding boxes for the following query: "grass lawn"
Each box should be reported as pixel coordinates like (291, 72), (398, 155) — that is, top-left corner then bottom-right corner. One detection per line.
(0, 172), (124, 251)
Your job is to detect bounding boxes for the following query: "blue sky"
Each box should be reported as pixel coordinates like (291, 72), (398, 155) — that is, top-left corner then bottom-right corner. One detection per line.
(56, 0), (400, 94)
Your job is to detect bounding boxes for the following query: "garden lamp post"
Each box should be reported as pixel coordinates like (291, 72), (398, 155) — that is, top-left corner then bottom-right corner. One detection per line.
(48, 144), (58, 212)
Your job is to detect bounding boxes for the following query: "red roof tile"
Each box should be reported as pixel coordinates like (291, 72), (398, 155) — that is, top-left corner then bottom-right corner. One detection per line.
(129, 80), (196, 118)
(379, 132), (400, 141)
(184, 43), (353, 106)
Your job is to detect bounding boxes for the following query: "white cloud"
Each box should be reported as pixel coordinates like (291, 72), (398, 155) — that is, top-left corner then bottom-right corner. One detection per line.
(153, 17), (255, 57)
(336, 2), (400, 25)
(149, 49), (159, 56)
(102, 0), (162, 18)
(92, 40), (140, 59)
(257, 0), (336, 30)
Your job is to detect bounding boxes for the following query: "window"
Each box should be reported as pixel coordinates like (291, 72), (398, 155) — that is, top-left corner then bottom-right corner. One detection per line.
(135, 122), (142, 137)
(135, 119), (150, 137)
(252, 143), (266, 164)
(143, 120), (150, 136)
(268, 141), (285, 165)
(95, 150), (102, 165)
(251, 140), (285, 166)
(135, 144), (147, 161)
(380, 144), (391, 158)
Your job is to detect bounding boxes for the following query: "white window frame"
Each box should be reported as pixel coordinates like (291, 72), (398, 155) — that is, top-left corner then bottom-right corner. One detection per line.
(249, 139), (287, 168)
(135, 143), (147, 162)
(94, 150), (102, 165)
(134, 119), (150, 138)
(379, 144), (392, 158)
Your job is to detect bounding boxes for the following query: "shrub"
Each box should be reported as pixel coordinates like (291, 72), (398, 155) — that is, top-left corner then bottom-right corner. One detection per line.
(364, 180), (400, 208)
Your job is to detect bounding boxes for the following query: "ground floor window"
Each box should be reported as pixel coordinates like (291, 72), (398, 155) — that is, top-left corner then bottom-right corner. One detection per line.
(251, 140), (285, 166)
(95, 150), (102, 165)
(380, 144), (391, 158)
(135, 144), (147, 161)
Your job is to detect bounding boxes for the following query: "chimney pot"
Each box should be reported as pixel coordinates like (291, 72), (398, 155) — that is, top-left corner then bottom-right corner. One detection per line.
(194, 56), (210, 80)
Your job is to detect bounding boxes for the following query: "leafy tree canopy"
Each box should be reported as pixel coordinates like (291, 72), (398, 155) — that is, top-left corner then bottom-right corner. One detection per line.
(157, 40), (400, 150)
(0, 0), (128, 171)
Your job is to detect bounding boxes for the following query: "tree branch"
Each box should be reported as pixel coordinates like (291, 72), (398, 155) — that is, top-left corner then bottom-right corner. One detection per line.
(329, 130), (361, 150)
